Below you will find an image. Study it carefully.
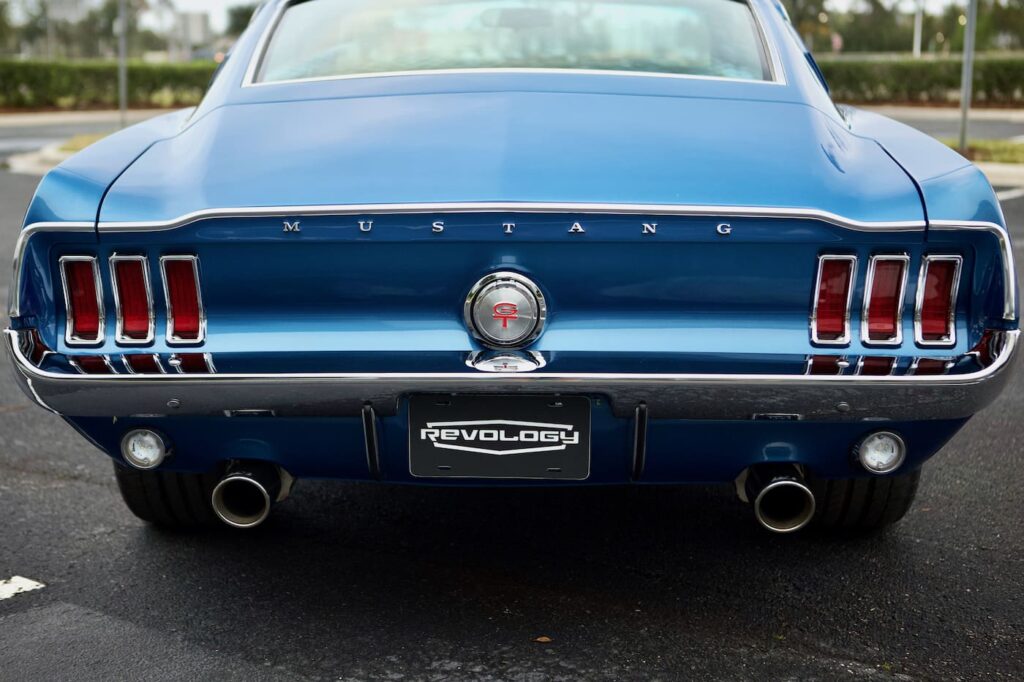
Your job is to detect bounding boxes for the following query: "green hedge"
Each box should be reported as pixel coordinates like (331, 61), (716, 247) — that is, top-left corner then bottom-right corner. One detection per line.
(0, 60), (217, 109)
(818, 56), (1024, 105)
(1, 57), (1023, 108)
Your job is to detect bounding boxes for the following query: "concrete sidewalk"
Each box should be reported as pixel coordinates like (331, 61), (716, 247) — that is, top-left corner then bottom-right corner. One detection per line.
(0, 109), (174, 128)
(859, 105), (1024, 122)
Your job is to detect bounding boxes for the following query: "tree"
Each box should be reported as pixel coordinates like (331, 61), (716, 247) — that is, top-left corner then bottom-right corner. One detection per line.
(781, 0), (829, 51)
(226, 4), (258, 37)
(0, 1), (12, 54)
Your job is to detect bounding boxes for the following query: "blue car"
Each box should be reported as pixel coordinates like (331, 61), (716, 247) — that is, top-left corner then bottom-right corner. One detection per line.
(6, 0), (1018, 533)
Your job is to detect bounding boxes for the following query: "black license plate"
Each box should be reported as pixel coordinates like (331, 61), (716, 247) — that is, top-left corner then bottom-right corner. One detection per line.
(409, 395), (591, 480)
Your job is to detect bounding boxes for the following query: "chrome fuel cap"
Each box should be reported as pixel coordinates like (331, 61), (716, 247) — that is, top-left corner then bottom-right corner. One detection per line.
(464, 272), (546, 349)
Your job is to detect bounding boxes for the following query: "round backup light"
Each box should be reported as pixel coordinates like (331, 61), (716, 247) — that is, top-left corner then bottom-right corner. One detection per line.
(855, 431), (906, 474)
(120, 429), (170, 470)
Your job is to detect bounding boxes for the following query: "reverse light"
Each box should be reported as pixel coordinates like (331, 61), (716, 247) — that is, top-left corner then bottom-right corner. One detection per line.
(863, 255), (908, 345)
(161, 256), (204, 344)
(856, 356), (896, 376)
(855, 431), (906, 475)
(916, 255), (962, 346)
(121, 429), (170, 470)
(110, 255), (154, 344)
(59, 256), (103, 345)
(806, 355), (846, 376)
(70, 355), (114, 374)
(812, 255), (856, 345)
(123, 354), (165, 374)
(170, 353), (215, 374)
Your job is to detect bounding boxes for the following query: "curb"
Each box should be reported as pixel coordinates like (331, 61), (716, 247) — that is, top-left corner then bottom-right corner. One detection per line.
(977, 162), (1024, 188)
(6, 143), (71, 176)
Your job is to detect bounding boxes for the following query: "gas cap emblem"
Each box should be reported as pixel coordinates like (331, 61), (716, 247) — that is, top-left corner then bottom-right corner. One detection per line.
(464, 272), (547, 349)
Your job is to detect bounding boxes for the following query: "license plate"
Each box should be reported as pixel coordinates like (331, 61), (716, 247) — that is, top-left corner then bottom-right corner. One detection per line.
(409, 395), (591, 480)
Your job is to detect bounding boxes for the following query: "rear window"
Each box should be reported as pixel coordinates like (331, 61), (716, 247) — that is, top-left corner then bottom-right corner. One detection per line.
(255, 0), (773, 84)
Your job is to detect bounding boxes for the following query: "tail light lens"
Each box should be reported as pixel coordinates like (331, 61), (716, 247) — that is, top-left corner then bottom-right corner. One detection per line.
(60, 256), (104, 345)
(171, 353), (215, 374)
(806, 355), (845, 376)
(110, 256), (154, 344)
(812, 255), (856, 345)
(862, 256), (908, 345)
(912, 358), (951, 376)
(916, 256), (962, 346)
(161, 256), (204, 344)
(71, 355), (114, 374)
(123, 354), (165, 374)
(857, 356), (896, 376)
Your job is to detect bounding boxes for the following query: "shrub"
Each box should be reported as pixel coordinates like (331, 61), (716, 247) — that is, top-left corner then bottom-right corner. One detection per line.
(0, 60), (217, 109)
(818, 56), (1024, 105)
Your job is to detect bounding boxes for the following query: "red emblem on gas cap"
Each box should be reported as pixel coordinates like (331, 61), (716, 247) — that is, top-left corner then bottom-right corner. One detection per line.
(493, 302), (519, 329)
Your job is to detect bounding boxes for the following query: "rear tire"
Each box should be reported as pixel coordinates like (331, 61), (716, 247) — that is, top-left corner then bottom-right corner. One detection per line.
(810, 469), (921, 532)
(113, 463), (219, 530)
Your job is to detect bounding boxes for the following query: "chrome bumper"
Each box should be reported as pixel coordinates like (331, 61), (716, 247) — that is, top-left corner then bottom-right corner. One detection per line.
(5, 329), (1019, 422)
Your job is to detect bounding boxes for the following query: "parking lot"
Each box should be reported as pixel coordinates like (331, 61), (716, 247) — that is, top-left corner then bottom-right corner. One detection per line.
(0, 115), (1022, 680)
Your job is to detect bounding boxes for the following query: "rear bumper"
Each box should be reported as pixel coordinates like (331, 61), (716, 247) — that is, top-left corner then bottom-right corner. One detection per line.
(5, 329), (1019, 422)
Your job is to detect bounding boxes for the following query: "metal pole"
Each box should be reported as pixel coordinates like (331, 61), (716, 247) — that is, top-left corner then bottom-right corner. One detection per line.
(117, 0), (128, 129)
(958, 0), (979, 153)
(913, 1), (924, 58)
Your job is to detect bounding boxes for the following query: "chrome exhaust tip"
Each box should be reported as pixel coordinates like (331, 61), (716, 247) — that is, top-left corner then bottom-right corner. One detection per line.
(744, 466), (817, 534)
(211, 461), (283, 529)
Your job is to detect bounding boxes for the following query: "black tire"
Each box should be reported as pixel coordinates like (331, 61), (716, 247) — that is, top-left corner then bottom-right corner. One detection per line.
(810, 469), (921, 532)
(113, 463), (220, 530)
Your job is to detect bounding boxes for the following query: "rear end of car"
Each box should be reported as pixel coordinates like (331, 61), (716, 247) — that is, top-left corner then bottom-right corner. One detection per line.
(5, 0), (1018, 533)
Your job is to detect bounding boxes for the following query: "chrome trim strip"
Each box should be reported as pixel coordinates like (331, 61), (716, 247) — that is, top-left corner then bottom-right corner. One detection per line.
(915, 255), (963, 348)
(242, 0), (787, 88)
(109, 254), (156, 345)
(810, 255), (857, 346)
(930, 220), (1016, 321)
(8, 329), (1016, 421)
(59, 256), (105, 347)
(9, 222), (94, 318)
(861, 254), (910, 347)
(96, 203), (927, 233)
(159, 255), (207, 346)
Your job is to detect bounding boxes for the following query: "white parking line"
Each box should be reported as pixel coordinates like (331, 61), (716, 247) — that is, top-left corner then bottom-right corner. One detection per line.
(997, 188), (1024, 202)
(0, 576), (45, 600)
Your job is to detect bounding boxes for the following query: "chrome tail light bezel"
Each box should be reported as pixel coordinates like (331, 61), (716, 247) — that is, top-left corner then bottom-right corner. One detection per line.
(109, 254), (156, 346)
(811, 254), (858, 346)
(160, 255), (206, 346)
(861, 254), (910, 347)
(59, 255), (105, 347)
(915, 255), (963, 348)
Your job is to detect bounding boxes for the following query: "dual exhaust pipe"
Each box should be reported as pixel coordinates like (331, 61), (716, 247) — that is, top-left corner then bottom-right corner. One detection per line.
(211, 461), (291, 529)
(207, 461), (816, 533)
(743, 465), (817, 534)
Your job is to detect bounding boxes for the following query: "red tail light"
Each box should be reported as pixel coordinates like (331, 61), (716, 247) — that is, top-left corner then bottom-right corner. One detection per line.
(806, 355), (845, 376)
(912, 358), (951, 376)
(59, 256), (103, 345)
(161, 256), (204, 344)
(171, 353), (215, 374)
(863, 256), (908, 345)
(111, 256), (153, 344)
(812, 255), (856, 345)
(123, 354), (165, 374)
(71, 355), (114, 374)
(916, 256), (962, 346)
(857, 356), (896, 376)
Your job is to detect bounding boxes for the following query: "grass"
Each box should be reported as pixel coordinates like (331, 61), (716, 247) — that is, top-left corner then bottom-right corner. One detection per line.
(941, 138), (1024, 163)
(59, 133), (106, 153)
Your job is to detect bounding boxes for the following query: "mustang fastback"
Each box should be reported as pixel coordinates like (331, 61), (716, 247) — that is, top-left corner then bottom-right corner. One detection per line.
(6, 0), (1018, 533)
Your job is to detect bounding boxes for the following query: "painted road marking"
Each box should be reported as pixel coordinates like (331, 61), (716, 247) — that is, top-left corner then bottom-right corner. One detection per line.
(997, 188), (1024, 202)
(0, 576), (45, 600)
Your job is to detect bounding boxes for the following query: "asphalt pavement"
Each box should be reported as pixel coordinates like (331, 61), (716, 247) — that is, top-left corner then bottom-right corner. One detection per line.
(0, 113), (1023, 680)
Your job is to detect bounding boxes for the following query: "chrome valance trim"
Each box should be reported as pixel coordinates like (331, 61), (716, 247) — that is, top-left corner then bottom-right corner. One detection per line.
(5, 329), (1018, 422)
